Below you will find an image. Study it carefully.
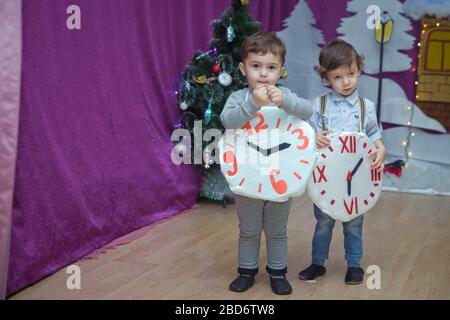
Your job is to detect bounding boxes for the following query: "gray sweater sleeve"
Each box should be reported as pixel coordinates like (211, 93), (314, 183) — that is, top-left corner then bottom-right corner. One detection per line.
(280, 86), (313, 120)
(220, 89), (260, 129)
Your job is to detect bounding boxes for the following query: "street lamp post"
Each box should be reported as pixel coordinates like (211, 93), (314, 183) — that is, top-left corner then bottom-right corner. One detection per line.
(375, 11), (394, 125)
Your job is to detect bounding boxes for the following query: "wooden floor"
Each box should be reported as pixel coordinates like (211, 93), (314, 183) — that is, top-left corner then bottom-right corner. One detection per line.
(9, 191), (450, 300)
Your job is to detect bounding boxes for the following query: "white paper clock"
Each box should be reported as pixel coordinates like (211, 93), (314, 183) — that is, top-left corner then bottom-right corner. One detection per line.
(219, 106), (316, 202)
(307, 132), (383, 221)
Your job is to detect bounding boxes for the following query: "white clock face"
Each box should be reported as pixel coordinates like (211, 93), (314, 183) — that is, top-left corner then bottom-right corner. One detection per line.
(219, 107), (316, 202)
(307, 132), (382, 221)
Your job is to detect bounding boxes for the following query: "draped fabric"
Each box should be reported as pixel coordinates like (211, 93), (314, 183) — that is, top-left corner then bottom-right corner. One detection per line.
(6, 0), (298, 296)
(0, 0), (22, 299)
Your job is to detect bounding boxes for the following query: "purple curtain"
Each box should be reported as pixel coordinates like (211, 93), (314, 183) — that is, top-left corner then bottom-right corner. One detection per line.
(0, 0), (22, 299)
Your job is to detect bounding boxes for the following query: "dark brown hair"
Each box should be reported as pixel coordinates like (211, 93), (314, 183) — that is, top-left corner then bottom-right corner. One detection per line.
(240, 32), (286, 64)
(315, 39), (364, 80)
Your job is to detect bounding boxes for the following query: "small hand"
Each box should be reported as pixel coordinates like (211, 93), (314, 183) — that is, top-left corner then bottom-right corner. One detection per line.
(247, 141), (268, 156)
(266, 142), (291, 156)
(316, 130), (331, 149)
(371, 146), (386, 173)
(252, 85), (270, 107)
(267, 85), (284, 107)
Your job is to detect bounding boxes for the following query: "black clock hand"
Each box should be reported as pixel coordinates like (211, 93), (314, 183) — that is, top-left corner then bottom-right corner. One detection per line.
(351, 157), (364, 176)
(266, 143), (291, 156)
(347, 171), (352, 196)
(247, 141), (268, 156)
(347, 158), (363, 196)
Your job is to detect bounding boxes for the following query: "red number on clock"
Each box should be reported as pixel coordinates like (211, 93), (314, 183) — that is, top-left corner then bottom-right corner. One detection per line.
(343, 197), (359, 215)
(339, 136), (357, 153)
(269, 169), (288, 195)
(223, 151), (238, 176)
(312, 165), (327, 183)
(242, 112), (268, 135)
(371, 168), (381, 181)
(292, 128), (309, 150)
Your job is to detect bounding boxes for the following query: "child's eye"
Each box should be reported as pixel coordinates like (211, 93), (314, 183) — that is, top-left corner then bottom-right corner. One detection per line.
(349, 72), (355, 76)
(334, 76), (341, 79)
(268, 66), (277, 70)
(252, 64), (260, 69)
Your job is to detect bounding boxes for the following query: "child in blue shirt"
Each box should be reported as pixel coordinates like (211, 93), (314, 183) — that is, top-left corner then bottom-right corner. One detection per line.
(298, 39), (386, 285)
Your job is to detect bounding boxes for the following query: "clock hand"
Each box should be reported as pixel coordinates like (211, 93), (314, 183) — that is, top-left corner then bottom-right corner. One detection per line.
(267, 143), (291, 156)
(347, 158), (363, 196)
(347, 170), (352, 196)
(246, 141), (268, 156)
(351, 157), (364, 177)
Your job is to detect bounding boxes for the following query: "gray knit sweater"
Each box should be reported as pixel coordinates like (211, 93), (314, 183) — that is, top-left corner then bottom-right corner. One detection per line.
(220, 87), (313, 129)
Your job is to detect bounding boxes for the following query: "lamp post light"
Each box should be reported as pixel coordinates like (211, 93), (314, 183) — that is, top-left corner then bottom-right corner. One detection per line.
(375, 11), (394, 125)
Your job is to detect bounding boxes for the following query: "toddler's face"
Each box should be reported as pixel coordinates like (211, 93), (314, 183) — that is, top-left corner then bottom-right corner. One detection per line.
(239, 52), (283, 92)
(325, 60), (361, 97)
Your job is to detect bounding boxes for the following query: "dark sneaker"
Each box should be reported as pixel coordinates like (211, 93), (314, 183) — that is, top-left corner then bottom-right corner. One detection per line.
(269, 276), (292, 295)
(298, 264), (326, 281)
(345, 267), (364, 285)
(229, 274), (255, 292)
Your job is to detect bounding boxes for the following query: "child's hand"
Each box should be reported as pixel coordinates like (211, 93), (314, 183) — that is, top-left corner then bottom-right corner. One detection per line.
(252, 85), (270, 107)
(267, 85), (284, 107)
(371, 146), (386, 173)
(316, 130), (331, 148)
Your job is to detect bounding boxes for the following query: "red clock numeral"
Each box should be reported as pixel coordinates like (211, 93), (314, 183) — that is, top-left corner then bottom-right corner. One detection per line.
(242, 112), (268, 135)
(344, 197), (359, 215)
(371, 168), (381, 181)
(312, 165), (327, 183)
(292, 128), (309, 150)
(269, 169), (288, 195)
(223, 151), (238, 176)
(339, 136), (357, 153)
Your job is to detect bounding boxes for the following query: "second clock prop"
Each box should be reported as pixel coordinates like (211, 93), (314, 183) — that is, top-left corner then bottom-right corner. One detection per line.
(219, 106), (316, 202)
(307, 132), (383, 222)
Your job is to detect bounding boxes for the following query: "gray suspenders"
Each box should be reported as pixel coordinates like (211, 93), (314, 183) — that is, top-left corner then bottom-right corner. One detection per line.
(320, 95), (366, 132)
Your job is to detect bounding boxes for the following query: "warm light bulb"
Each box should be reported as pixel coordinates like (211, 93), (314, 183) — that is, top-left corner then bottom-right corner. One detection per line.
(407, 122), (412, 126)
(401, 140), (407, 146)
(408, 106), (412, 111)
(411, 132), (416, 137)
(405, 162), (409, 168)
(418, 42), (421, 47)
(408, 152), (413, 157)
(424, 24), (427, 28)
(415, 81), (418, 85)
(436, 22), (440, 27)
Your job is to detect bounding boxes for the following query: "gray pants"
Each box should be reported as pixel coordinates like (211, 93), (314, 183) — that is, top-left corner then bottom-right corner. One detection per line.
(234, 195), (292, 270)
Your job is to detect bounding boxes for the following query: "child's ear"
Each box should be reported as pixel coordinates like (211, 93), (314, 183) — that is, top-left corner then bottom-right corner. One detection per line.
(239, 62), (246, 76)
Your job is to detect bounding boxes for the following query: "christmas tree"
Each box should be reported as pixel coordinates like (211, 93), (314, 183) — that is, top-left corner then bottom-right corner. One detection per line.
(176, 0), (260, 206)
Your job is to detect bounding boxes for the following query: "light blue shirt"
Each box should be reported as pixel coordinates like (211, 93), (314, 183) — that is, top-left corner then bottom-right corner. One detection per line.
(308, 89), (382, 142)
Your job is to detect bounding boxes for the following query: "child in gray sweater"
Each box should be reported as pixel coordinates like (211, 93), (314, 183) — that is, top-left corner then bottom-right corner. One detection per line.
(220, 32), (312, 295)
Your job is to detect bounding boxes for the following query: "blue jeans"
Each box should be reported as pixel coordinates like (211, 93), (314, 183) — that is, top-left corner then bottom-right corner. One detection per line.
(311, 205), (364, 268)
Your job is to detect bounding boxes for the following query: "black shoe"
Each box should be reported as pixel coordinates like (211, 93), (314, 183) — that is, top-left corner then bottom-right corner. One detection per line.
(266, 266), (292, 295)
(269, 276), (292, 295)
(298, 264), (326, 281)
(345, 267), (364, 285)
(229, 274), (255, 292)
